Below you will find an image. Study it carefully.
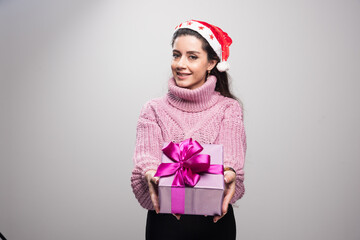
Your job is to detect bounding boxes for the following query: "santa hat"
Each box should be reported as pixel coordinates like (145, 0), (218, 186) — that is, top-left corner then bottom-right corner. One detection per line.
(174, 20), (233, 72)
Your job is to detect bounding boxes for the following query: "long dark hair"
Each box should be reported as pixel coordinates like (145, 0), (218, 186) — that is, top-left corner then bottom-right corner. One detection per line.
(171, 28), (240, 102)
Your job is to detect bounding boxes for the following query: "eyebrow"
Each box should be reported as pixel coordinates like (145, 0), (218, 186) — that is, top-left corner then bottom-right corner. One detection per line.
(173, 49), (201, 54)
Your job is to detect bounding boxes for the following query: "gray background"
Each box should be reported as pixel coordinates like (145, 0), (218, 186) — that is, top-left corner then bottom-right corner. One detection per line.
(1, 0), (359, 239)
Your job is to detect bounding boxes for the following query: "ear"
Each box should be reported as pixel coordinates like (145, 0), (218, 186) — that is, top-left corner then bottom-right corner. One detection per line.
(207, 59), (218, 71)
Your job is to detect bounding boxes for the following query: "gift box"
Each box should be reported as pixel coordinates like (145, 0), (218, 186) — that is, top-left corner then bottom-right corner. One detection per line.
(155, 138), (224, 216)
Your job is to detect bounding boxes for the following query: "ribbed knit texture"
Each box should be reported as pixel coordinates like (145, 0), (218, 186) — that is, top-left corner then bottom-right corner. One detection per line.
(131, 75), (247, 210)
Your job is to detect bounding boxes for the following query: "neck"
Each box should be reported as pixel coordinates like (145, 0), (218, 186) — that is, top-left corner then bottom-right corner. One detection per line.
(166, 75), (221, 112)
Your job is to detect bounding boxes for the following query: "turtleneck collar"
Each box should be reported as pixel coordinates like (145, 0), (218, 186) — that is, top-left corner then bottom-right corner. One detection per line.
(165, 75), (222, 112)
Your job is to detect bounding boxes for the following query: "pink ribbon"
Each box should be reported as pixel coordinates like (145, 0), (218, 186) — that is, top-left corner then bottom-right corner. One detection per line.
(154, 138), (224, 214)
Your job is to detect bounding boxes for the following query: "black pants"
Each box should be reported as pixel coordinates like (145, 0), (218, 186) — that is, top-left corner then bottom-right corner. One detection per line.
(146, 204), (236, 240)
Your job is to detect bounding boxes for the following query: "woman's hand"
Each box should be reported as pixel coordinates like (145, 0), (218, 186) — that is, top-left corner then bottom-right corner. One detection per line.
(213, 169), (236, 223)
(145, 170), (160, 213)
(145, 170), (181, 220)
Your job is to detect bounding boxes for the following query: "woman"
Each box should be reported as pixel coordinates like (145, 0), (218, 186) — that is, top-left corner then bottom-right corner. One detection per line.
(131, 20), (247, 240)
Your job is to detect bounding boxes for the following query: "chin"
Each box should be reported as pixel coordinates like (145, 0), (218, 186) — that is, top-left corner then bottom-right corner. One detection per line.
(174, 79), (190, 88)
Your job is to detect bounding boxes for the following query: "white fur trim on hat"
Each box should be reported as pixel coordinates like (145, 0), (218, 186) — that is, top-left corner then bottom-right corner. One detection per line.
(216, 61), (230, 72)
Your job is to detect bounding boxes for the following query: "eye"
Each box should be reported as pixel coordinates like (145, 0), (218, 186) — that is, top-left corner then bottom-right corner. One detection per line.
(189, 55), (198, 60)
(172, 53), (180, 59)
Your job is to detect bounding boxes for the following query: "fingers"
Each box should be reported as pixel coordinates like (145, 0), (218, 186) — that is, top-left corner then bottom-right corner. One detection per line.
(221, 200), (232, 216)
(151, 176), (159, 185)
(214, 171), (236, 223)
(213, 202), (229, 223)
(148, 181), (160, 213)
(223, 171), (235, 214)
(213, 205), (228, 223)
(145, 170), (156, 181)
(213, 203), (230, 223)
(224, 170), (236, 184)
(145, 170), (160, 185)
(146, 170), (160, 213)
(222, 186), (235, 216)
(213, 214), (222, 223)
(222, 186), (235, 208)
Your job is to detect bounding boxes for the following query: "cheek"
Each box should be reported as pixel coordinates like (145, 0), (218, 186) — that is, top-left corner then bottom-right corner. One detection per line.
(191, 63), (206, 75)
(171, 59), (180, 69)
(171, 61), (176, 71)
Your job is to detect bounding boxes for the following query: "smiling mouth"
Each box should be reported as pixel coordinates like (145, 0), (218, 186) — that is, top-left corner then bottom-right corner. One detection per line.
(177, 72), (192, 78)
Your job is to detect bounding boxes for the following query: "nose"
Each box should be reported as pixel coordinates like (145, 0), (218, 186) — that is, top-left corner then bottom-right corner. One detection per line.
(176, 56), (186, 69)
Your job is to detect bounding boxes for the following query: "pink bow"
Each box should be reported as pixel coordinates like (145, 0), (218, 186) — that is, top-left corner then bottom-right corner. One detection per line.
(155, 138), (213, 187)
(154, 138), (224, 214)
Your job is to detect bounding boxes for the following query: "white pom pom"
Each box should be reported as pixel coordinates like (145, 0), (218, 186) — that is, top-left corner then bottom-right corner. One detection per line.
(216, 61), (230, 72)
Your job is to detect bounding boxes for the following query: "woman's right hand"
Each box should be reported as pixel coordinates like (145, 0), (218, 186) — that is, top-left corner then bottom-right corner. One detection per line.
(145, 170), (160, 213)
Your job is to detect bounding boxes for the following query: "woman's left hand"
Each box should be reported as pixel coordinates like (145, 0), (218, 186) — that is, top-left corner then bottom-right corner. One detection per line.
(213, 169), (236, 223)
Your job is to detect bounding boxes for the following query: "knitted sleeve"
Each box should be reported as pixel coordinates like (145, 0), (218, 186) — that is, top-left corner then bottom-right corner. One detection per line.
(217, 100), (247, 204)
(130, 101), (163, 210)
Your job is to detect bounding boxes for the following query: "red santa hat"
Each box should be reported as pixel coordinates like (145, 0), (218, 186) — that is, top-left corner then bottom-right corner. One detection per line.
(174, 20), (233, 72)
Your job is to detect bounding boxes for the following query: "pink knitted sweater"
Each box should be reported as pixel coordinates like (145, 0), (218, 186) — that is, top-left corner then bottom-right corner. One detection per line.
(131, 75), (247, 210)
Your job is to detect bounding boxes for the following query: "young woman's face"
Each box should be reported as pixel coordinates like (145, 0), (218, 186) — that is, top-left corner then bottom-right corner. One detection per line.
(171, 35), (216, 90)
